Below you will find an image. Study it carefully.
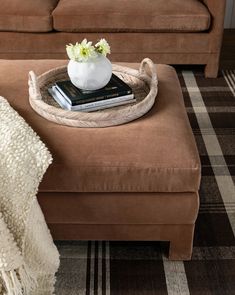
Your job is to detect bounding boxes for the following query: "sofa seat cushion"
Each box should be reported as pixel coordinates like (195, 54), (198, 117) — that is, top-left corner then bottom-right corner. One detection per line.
(52, 0), (210, 33)
(0, 0), (59, 32)
(0, 60), (201, 193)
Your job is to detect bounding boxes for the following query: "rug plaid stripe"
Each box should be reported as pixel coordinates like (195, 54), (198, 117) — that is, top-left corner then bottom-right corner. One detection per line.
(55, 69), (235, 295)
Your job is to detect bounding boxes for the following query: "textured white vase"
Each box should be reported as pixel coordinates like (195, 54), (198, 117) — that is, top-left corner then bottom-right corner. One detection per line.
(67, 54), (112, 90)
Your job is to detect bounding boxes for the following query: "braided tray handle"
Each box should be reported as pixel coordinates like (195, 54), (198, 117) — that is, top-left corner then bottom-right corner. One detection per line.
(28, 71), (42, 100)
(139, 58), (158, 87)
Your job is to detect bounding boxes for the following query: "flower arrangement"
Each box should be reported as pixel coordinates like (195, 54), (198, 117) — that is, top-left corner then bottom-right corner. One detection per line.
(66, 38), (111, 62)
(66, 38), (112, 90)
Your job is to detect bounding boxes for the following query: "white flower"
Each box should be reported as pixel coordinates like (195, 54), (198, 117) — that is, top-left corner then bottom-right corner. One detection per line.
(76, 39), (97, 62)
(95, 38), (111, 56)
(66, 39), (97, 62)
(66, 38), (111, 62)
(66, 44), (77, 61)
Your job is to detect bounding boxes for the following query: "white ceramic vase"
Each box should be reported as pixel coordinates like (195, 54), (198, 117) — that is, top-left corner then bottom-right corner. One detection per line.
(67, 54), (112, 90)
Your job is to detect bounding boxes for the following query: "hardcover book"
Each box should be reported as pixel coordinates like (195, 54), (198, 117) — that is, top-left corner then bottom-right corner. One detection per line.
(55, 74), (132, 106)
(48, 86), (136, 112)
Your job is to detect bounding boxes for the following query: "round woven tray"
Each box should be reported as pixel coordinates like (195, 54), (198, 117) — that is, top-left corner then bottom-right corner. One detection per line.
(28, 58), (158, 128)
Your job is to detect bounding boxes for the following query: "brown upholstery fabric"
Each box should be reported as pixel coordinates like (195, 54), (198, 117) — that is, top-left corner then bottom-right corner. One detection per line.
(0, 0), (59, 32)
(38, 191), (198, 260)
(202, 0), (226, 51)
(38, 191), (199, 258)
(0, 31), (221, 78)
(0, 0), (226, 77)
(0, 60), (200, 193)
(38, 192), (199, 225)
(0, 31), (211, 59)
(52, 0), (211, 33)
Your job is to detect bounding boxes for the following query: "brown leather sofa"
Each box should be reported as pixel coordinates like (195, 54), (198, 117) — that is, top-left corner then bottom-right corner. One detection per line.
(0, 0), (225, 77)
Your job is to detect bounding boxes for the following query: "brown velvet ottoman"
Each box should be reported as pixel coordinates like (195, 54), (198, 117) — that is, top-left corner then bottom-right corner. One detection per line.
(0, 60), (201, 260)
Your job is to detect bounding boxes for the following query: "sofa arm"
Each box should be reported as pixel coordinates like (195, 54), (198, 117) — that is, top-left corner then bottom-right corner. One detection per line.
(201, 0), (226, 54)
(201, 0), (226, 33)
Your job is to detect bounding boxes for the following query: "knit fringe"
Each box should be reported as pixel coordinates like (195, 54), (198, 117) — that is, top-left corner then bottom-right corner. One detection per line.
(1, 264), (37, 295)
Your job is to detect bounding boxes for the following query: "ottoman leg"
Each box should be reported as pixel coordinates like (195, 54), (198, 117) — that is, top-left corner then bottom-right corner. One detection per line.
(168, 224), (195, 261)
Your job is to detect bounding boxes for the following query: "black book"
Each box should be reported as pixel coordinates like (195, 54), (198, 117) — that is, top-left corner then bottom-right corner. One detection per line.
(55, 74), (132, 106)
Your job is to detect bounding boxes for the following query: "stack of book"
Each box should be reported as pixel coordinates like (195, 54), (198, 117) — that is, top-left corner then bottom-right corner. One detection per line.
(48, 74), (135, 112)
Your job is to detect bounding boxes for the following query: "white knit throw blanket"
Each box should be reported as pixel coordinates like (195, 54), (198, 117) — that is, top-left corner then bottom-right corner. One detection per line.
(0, 97), (60, 295)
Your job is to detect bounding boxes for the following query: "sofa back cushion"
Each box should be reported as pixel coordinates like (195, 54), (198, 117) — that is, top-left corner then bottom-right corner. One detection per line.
(53, 0), (211, 33)
(0, 0), (59, 32)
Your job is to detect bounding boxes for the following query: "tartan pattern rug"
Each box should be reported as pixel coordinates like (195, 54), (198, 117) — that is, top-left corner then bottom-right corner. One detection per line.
(55, 69), (235, 295)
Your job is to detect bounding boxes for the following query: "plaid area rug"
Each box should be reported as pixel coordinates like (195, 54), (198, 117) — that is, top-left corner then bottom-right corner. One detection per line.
(55, 69), (235, 295)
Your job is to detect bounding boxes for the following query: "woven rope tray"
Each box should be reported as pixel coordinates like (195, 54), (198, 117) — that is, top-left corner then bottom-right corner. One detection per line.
(28, 58), (158, 128)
